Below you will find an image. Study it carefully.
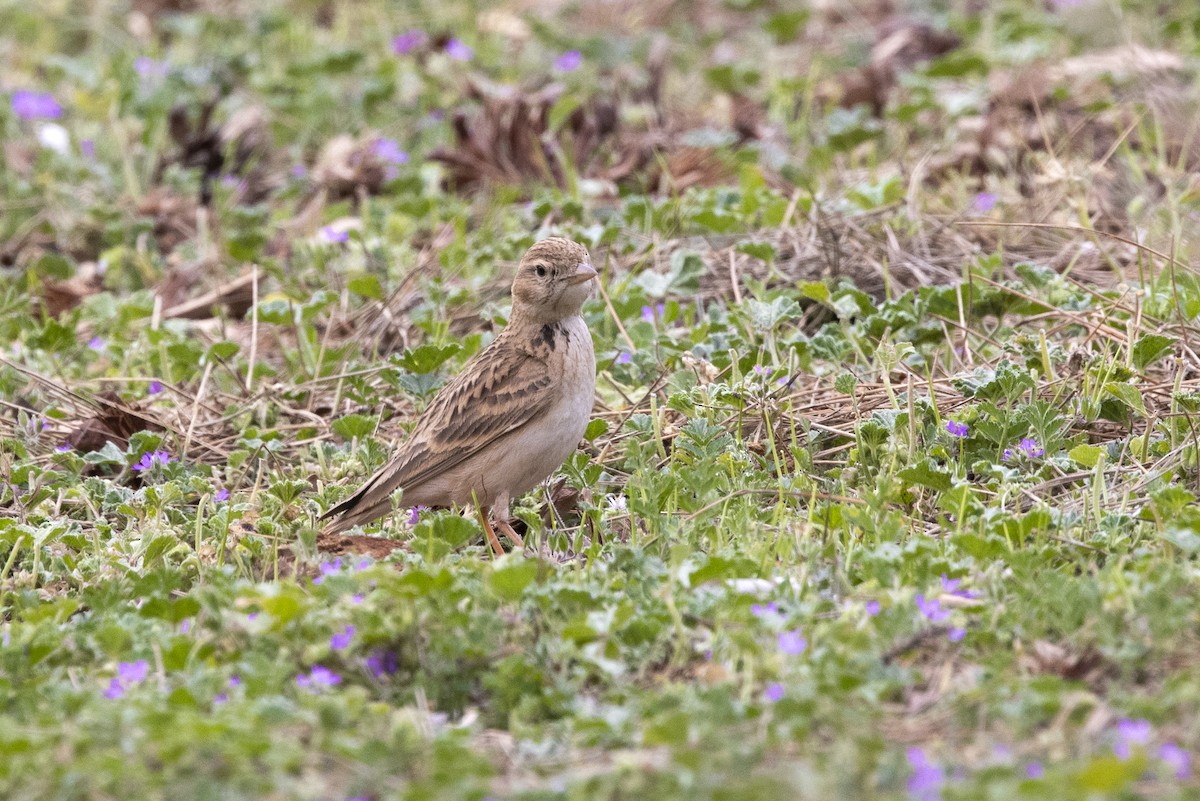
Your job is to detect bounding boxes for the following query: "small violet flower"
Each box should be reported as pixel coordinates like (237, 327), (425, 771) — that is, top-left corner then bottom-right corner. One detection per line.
(408, 505), (426, 525)
(915, 594), (951, 623)
(444, 38), (473, 61)
(1019, 437), (1044, 458)
(319, 226), (349, 244)
(972, 192), (997, 213)
(105, 659), (149, 699)
(55, 444), (71, 453)
(553, 50), (583, 73)
(313, 558), (343, 585)
(1114, 718), (1153, 759)
(330, 625), (356, 651)
(134, 57), (169, 79)
(751, 601), (780, 618)
(296, 665), (341, 689)
(906, 747), (945, 801)
(1024, 761), (1044, 779)
(11, 90), (63, 120)
(214, 487), (230, 502)
(762, 682), (785, 703)
(366, 649), (399, 678)
(148, 380), (164, 395)
(615, 351), (632, 365)
(1159, 742), (1191, 780)
(80, 138), (96, 159)
(641, 303), (665, 322)
(392, 29), (428, 55)
(87, 336), (104, 351)
(866, 600), (881, 616)
(372, 137), (408, 165)
(131, 450), (175, 472)
(948, 627), (966, 642)
(945, 420), (969, 438)
(777, 630), (807, 656)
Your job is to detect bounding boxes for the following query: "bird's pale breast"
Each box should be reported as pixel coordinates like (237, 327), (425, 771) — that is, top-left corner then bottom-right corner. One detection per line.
(404, 315), (594, 510)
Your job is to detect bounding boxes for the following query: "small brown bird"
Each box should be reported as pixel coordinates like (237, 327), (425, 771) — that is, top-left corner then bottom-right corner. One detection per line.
(321, 237), (597, 554)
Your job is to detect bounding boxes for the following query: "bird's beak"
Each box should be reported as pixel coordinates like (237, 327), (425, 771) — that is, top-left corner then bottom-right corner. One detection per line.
(568, 262), (598, 285)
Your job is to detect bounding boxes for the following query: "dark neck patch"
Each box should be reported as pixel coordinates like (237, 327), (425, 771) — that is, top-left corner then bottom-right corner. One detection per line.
(536, 323), (557, 351)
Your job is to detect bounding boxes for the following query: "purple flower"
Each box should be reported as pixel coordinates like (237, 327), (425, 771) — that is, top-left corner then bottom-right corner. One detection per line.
(330, 625), (356, 651)
(355, 557), (371, 571)
(906, 747), (945, 801)
(297, 665), (341, 689)
(366, 649), (399, 678)
(214, 487), (230, 502)
(351, 593), (365, 604)
(229, 675), (241, 688)
(762, 682), (785, 703)
(87, 336), (104, 351)
(134, 57), (169, 79)
(753, 365), (773, 377)
(751, 601), (779, 618)
(777, 630), (807, 656)
(1024, 761), (1044, 779)
(1114, 718), (1153, 759)
(972, 192), (997, 213)
(392, 29), (428, 55)
(408, 505), (426, 525)
(615, 351), (632, 365)
(1159, 742), (1191, 779)
(553, 50), (583, 73)
(180, 619), (190, 634)
(320, 226), (349, 243)
(866, 600), (881, 616)
(444, 38), (473, 61)
(1002, 449), (1013, 461)
(11, 90), (63, 120)
(945, 420), (969, 438)
(131, 449), (175, 472)
(940, 574), (980, 599)
(372, 137), (408, 165)
(641, 303), (665, 322)
(105, 659), (150, 698)
(80, 138), (96, 159)
(290, 163), (307, 179)
(313, 558), (343, 585)
(55, 444), (71, 453)
(213, 692), (228, 704)
(915, 594), (950, 623)
(148, 380), (164, 395)
(1019, 437), (1044, 458)
(948, 627), (966, 642)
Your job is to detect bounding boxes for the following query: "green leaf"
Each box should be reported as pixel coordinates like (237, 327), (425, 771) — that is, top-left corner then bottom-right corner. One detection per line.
(1103, 382), (1147, 417)
(898, 460), (952, 492)
(486, 557), (539, 602)
(584, 418), (609, 441)
(834, 372), (857, 395)
(1131, 333), (1176, 370)
(799, 281), (831, 304)
(331, 414), (377, 440)
(735, 241), (776, 262)
(1068, 444), (1103, 468)
(347, 272), (385, 300)
(397, 343), (461, 374)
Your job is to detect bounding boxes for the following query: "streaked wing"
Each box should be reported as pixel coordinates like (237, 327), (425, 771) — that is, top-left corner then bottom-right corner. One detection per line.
(321, 337), (554, 523)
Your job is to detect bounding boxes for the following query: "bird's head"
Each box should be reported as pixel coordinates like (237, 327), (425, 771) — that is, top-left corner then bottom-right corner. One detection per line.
(510, 237), (596, 323)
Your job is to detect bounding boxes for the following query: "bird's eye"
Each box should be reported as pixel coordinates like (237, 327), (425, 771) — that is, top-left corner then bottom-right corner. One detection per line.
(535, 265), (547, 277)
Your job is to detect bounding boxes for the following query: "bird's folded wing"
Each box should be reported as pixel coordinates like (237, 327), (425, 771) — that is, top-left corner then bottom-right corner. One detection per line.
(321, 340), (554, 519)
